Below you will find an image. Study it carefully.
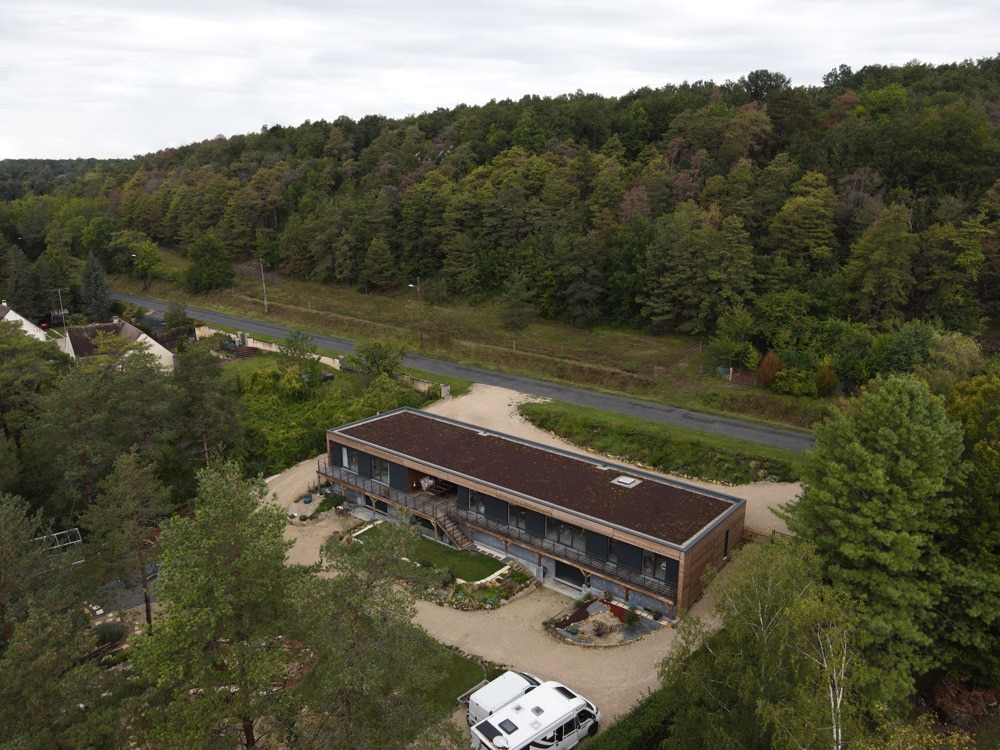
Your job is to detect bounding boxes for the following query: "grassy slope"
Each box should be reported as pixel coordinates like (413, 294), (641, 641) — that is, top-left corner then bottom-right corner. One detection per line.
(120, 250), (825, 432)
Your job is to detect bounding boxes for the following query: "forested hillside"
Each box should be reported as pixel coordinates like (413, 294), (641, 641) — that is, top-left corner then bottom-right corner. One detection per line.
(4, 56), (1000, 748)
(4, 58), (1000, 380)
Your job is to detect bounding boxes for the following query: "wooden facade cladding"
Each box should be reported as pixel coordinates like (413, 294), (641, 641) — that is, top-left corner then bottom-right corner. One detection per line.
(323, 408), (746, 610)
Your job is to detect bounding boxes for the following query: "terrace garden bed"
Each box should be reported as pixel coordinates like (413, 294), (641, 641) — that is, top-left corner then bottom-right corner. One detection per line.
(547, 595), (663, 646)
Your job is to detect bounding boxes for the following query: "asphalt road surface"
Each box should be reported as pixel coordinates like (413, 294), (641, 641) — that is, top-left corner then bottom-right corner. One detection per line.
(113, 291), (814, 452)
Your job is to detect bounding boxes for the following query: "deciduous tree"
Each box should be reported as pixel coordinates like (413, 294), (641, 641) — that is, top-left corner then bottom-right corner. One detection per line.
(844, 205), (918, 328)
(659, 539), (867, 749)
(184, 231), (234, 294)
(278, 328), (322, 385)
(345, 338), (406, 377)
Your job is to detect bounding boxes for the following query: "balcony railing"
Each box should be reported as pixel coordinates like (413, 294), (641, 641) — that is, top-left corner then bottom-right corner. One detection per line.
(451, 507), (678, 601)
(317, 457), (677, 601)
(317, 458), (448, 520)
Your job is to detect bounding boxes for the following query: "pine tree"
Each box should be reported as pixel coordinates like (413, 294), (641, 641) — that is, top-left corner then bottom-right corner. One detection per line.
(787, 375), (966, 710)
(79, 252), (112, 321)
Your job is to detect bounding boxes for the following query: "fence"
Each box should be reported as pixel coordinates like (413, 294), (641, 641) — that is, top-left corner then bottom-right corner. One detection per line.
(717, 366), (758, 386)
(742, 528), (793, 544)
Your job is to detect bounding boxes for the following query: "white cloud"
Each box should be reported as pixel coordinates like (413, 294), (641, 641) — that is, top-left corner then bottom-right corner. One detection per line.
(0, 0), (997, 157)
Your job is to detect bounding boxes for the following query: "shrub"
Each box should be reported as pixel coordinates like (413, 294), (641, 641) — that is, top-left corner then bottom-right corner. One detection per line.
(583, 688), (677, 750)
(771, 368), (819, 398)
(95, 621), (126, 646)
(756, 350), (782, 389)
(624, 607), (640, 628)
(815, 365), (839, 396)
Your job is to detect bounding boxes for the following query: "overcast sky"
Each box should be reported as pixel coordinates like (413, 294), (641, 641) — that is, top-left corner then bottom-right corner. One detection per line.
(1, 0), (997, 159)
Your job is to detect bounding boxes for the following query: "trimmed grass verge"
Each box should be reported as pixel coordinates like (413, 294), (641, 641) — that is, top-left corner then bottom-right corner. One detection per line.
(519, 401), (805, 485)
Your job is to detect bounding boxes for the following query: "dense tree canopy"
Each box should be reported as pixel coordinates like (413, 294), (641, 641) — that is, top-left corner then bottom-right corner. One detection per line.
(2, 57), (1000, 347)
(1, 55), (1000, 747)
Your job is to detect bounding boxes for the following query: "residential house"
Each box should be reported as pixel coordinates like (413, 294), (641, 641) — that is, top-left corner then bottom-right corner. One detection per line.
(319, 408), (746, 617)
(59, 318), (175, 370)
(0, 301), (48, 341)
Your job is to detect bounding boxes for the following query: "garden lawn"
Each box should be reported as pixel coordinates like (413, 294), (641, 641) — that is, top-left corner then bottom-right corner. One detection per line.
(413, 536), (505, 582)
(359, 525), (505, 583)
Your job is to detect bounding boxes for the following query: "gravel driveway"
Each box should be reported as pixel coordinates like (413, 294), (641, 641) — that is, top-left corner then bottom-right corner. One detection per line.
(265, 385), (799, 725)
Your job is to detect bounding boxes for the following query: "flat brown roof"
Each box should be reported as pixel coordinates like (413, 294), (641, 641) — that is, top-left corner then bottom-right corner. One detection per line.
(332, 409), (740, 547)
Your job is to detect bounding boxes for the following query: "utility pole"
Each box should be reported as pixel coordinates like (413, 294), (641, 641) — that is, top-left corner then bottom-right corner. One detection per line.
(259, 258), (269, 313)
(408, 276), (422, 346)
(47, 287), (69, 332)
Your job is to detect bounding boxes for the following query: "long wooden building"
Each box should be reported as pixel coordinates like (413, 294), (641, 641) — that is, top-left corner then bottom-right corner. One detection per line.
(318, 408), (745, 616)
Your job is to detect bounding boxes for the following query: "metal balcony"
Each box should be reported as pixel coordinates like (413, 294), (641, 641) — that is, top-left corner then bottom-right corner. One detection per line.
(452, 509), (678, 601)
(317, 457), (677, 601)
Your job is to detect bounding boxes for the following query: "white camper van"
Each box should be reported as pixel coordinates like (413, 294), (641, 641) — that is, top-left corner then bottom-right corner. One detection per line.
(467, 671), (541, 726)
(469, 680), (600, 750)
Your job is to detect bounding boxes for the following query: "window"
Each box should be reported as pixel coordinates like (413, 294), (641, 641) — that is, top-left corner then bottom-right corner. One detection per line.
(342, 447), (359, 473)
(512, 505), (527, 530)
(372, 457), (389, 484)
(642, 551), (679, 585)
(643, 550), (655, 575)
(548, 520), (586, 551)
(469, 490), (486, 516)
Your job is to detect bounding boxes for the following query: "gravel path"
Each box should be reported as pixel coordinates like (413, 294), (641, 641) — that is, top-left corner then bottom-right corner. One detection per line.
(265, 385), (800, 725)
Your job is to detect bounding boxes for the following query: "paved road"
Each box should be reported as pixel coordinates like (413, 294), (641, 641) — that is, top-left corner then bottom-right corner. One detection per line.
(114, 292), (814, 452)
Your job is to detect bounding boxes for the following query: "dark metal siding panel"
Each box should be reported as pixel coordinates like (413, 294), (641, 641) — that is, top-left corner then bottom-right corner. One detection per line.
(664, 557), (679, 587)
(389, 462), (408, 492)
(586, 531), (609, 559)
(484, 497), (509, 522)
(525, 509), (545, 537)
(457, 486), (470, 509)
(618, 541), (643, 572)
(357, 453), (373, 479)
(328, 441), (343, 467)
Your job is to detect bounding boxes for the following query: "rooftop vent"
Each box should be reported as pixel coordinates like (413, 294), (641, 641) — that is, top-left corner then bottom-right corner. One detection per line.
(611, 475), (642, 488)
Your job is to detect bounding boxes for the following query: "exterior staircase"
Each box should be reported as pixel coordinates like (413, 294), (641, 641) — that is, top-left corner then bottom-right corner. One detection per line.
(232, 345), (259, 359)
(436, 509), (473, 550)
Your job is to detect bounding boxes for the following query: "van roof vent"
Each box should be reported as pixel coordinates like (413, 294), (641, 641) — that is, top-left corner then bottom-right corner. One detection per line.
(611, 475), (641, 488)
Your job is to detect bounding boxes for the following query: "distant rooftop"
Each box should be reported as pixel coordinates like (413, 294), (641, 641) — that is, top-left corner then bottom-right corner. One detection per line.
(66, 320), (145, 358)
(332, 409), (741, 547)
